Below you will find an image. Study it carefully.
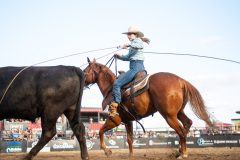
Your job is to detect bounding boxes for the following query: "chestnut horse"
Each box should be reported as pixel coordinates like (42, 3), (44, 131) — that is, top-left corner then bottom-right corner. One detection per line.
(84, 58), (212, 159)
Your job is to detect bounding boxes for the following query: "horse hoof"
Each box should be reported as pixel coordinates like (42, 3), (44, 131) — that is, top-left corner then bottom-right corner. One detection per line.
(182, 154), (188, 158)
(177, 155), (183, 159)
(128, 154), (134, 159)
(23, 155), (32, 160)
(174, 150), (181, 158)
(176, 154), (188, 159)
(104, 149), (112, 157)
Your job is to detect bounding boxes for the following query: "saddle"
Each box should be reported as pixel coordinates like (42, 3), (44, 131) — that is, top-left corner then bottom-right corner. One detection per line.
(101, 70), (150, 111)
(120, 70), (150, 102)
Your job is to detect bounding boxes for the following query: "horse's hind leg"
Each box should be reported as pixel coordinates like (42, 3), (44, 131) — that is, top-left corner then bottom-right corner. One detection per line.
(178, 111), (192, 133)
(164, 116), (188, 158)
(125, 121), (134, 158)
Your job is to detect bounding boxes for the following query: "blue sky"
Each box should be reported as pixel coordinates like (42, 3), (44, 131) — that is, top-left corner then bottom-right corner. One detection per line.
(0, 0), (240, 128)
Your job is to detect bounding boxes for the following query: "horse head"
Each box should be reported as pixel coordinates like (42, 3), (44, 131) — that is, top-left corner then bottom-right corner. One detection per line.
(83, 57), (116, 87)
(83, 58), (99, 85)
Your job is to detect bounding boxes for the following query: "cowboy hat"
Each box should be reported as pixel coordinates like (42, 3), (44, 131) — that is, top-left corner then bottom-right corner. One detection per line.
(122, 26), (144, 38)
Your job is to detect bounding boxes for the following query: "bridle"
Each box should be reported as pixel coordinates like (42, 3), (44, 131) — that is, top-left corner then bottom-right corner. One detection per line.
(84, 55), (118, 89)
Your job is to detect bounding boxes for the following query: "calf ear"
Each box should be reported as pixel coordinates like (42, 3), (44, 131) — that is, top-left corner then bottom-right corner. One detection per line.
(87, 57), (91, 63)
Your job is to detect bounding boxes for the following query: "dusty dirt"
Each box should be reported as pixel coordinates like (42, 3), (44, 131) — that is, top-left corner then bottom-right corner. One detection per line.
(0, 147), (240, 160)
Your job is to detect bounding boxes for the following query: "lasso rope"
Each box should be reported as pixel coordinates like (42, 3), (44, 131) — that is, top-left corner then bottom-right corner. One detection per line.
(143, 51), (240, 65)
(1, 48), (239, 105)
(0, 46), (119, 105)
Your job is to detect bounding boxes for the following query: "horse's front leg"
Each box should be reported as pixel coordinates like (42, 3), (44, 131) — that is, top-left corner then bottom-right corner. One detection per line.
(99, 115), (122, 157)
(125, 121), (134, 158)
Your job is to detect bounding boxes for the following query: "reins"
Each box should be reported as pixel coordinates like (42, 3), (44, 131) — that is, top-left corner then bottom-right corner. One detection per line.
(119, 104), (146, 133)
(105, 55), (115, 67)
(104, 55), (118, 76)
(83, 48), (122, 89)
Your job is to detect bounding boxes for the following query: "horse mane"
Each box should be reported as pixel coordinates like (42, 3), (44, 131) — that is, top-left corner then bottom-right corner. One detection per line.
(94, 62), (116, 88)
(95, 62), (116, 82)
(93, 62), (116, 101)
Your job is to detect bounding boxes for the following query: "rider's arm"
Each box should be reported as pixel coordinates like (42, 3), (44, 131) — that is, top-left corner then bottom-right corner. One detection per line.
(129, 38), (144, 49)
(118, 38), (143, 61)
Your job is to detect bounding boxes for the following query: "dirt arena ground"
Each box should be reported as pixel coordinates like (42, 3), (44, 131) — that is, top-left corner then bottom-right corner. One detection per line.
(1, 147), (240, 160)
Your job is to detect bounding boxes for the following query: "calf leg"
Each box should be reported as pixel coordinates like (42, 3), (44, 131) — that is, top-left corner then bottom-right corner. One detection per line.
(72, 121), (89, 160)
(24, 118), (57, 160)
(65, 109), (89, 160)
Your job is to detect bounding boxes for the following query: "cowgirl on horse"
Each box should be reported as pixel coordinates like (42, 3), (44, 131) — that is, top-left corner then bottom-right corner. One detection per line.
(109, 26), (150, 117)
(83, 27), (212, 158)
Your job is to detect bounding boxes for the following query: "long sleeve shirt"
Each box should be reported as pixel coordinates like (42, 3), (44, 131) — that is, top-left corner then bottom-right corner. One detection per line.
(118, 38), (145, 61)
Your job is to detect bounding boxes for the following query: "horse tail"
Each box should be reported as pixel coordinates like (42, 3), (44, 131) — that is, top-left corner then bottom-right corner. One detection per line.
(183, 80), (213, 127)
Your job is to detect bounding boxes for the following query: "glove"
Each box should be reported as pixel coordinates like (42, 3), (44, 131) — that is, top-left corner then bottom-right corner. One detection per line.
(114, 53), (121, 58)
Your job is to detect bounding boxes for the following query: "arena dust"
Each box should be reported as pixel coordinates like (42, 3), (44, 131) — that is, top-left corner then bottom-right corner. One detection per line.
(1, 147), (240, 160)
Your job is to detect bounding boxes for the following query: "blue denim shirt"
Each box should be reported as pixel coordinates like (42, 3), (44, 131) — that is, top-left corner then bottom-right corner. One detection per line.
(118, 38), (144, 61)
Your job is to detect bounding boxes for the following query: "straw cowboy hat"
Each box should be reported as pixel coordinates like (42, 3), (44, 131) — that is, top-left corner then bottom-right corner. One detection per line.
(122, 26), (144, 38)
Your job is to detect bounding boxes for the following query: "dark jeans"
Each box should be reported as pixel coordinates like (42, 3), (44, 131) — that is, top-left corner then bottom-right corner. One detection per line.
(112, 60), (145, 103)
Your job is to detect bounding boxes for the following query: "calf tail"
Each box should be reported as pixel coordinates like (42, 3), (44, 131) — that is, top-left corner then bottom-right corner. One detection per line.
(74, 67), (85, 123)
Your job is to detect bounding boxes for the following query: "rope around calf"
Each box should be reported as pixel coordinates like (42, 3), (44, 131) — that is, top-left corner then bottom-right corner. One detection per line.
(0, 46), (120, 105)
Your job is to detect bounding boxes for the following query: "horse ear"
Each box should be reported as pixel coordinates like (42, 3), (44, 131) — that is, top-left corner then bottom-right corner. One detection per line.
(93, 58), (96, 63)
(87, 57), (91, 63)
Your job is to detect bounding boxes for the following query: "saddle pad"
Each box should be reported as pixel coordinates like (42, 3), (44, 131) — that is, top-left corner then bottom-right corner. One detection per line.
(122, 74), (151, 100)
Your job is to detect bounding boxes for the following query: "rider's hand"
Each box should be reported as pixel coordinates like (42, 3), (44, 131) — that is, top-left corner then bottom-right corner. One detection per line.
(114, 53), (121, 58)
(120, 44), (129, 49)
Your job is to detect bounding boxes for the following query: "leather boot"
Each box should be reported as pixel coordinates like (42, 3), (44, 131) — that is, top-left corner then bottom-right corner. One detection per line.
(108, 101), (119, 117)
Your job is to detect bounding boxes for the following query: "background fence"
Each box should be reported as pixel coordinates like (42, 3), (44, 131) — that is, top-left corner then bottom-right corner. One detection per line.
(1, 134), (240, 153)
